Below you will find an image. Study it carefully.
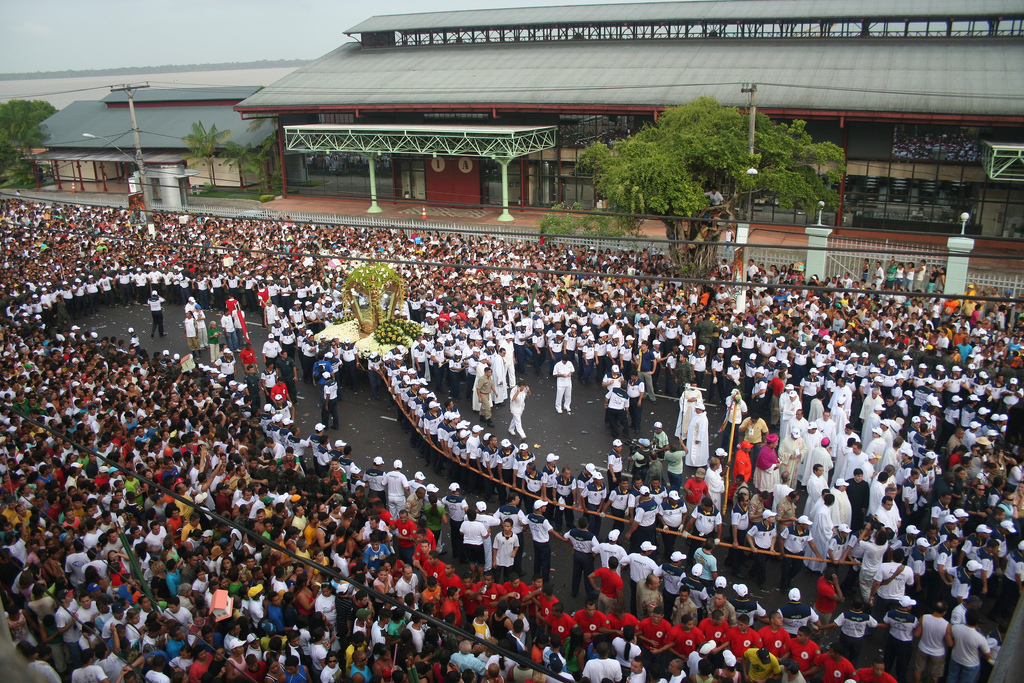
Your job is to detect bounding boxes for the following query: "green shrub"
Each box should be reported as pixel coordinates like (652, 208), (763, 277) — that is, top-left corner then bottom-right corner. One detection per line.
(259, 194), (275, 203)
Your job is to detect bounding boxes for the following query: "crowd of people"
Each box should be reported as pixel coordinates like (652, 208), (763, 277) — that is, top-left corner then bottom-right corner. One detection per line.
(891, 130), (979, 163)
(0, 197), (1021, 683)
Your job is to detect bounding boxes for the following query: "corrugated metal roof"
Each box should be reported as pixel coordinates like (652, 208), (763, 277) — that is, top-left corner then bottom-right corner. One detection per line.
(347, 0), (1020, 33)
(41, 99), (271, 151)
(28, 149), (185, 164)
(236, 38), (1024, 117)
(102, 85), (261, 104)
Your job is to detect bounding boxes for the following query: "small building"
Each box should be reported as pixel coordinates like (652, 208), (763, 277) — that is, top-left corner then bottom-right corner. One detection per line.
(34, 86), (271, 209)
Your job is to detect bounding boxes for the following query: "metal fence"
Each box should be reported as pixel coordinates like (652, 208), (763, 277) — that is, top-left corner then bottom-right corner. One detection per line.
(965, 271), (1024, 299)
(823, 236), (947, 281)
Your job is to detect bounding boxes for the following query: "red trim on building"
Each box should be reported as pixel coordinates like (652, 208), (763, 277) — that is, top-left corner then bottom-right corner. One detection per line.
(107, 100), (245, 109)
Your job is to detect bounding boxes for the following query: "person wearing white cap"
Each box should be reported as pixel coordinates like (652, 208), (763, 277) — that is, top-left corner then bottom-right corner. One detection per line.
(620, 540), (659, 614)
(747, 510), (777, 589)
(777, 587), (819, 637)
(881, 595), (919, 680)
(382, 461), (411, 519)
(442, 483), (470, 563)
(525, 498), (565, 584)
(778, 515), (820, 590)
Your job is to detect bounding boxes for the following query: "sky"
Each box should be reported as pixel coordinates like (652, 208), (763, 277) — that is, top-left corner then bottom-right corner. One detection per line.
(0, 0), (671, 73)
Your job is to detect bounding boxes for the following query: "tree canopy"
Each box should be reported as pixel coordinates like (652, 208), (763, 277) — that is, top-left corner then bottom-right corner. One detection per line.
(182, 121), (232, 187)
(580, 96), (845, 268)
(0, 99), (57, 185)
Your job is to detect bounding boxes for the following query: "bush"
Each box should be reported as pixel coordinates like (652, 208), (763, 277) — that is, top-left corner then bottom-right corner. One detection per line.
(259, 194), (275, 203)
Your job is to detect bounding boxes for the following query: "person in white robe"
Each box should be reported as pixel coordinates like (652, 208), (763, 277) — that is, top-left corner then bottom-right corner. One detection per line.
(800, 433), (832, 487)
(815, 411), (838, 456)
(829, 379), (853, 428)
(860, 400), (884, 446)
(778, 428), (804, 489)
(807, 393), (825, 424)
(684, 402), (710, 468)
(806, 464), (829, 511)
(797, 424), (824, 485)
(675, 384), (702, 441)
(771, 484), (793, 514)
(779, 390), (800, 444)
(806, 496), (836, 572)
(829, 481), (852, 528)
(491, 349), (510, 405)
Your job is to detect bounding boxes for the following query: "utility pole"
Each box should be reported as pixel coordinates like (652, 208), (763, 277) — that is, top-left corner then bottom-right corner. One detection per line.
(741, 83), (757, 156)
(110, 83), (152, 218)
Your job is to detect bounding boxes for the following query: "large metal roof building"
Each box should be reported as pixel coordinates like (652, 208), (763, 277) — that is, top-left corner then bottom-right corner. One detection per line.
(236, 0), (1024, 235)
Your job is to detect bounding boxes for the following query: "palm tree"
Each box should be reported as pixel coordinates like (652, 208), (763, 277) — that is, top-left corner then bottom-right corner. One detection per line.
(181, 121), (231, 187)
(221, 141), (263, 189)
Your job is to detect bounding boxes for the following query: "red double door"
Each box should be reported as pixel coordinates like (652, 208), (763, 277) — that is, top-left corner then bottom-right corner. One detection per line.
(424, 156), (481, 206)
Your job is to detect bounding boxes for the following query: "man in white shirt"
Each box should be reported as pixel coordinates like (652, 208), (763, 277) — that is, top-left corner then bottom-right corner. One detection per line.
(870, 548), (915, 619)
(553, 356), (575, 414)
(382, 460), (411, 518)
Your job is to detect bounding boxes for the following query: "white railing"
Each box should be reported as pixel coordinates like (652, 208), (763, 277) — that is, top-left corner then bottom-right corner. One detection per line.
(964, 271), (1024, 299)
(824, 236), (947, 280)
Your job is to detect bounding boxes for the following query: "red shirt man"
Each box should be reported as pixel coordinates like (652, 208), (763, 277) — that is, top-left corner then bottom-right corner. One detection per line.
(670, 619), (705, 658)
(503, 578), (530, 602)
(727, 621), (763, 657)
(637, 614), (672, 651)
(573, 604), (608, 635)
(787, 632), (821, 672)
(605, 609), (640, 635)
(683, 477), (709, 506)
(547, 604), (576, 641)
(812, 650), (856, 682)
(699, 616), (731, 645)
(855, 665), (897, 683)
(815, 575), (839, 618)
(439, 566), (463, 599)
(391, 516), (418, 550)
(757, 624), (791, 657)
(592, 566), (624, 600)
(472, 580), (507, 613)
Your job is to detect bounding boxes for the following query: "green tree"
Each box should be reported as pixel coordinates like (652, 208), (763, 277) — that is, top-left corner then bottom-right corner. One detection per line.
(0, 99), (56, 184)
(221, 141), (264, 189)
(580, 96), (845, 271)
(537, 202), (637, 239)
(181, 121), (231, 187)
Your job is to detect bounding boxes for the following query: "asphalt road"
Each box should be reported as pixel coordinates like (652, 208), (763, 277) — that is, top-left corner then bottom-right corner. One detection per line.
(77, 300), (880, 659)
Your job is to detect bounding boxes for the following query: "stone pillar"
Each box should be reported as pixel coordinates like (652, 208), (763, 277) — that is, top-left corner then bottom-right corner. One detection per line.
(366, 152), (382, 213)
(733, 223), (750, 314)
(805, 226), (833, 282)
(944, 236), (975, 296)
(497, 158), (514, 222)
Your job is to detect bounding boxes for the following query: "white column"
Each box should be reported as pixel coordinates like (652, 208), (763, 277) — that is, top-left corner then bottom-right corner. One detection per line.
(733, 223), (750, 314)
(944, 236), (975, 296)
(804, 226), (833, 282)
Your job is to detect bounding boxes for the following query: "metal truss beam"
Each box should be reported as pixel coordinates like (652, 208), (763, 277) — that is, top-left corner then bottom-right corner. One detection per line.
(284, 126), (557, 160)
(364, 14), (1024, 48)
(981, 141), (1024, 181)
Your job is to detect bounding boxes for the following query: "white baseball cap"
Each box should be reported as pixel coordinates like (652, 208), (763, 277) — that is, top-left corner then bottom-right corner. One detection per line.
(733, 583), (749, 597)
(788, 588), (801, 601)
(640, 541), (657, 552)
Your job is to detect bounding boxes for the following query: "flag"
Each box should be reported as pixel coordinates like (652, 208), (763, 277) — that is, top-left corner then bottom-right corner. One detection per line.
(225, 298), (250, 344)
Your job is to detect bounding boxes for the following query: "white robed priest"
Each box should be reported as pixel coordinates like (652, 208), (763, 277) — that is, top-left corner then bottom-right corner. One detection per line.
(675, 384), (703, 441)
(779, 389), (800, 443)
(684, 400), (710, 468)
(490, 346), (511, 405)
(805, 494), (835, 572)
(829, 479), (852, 527)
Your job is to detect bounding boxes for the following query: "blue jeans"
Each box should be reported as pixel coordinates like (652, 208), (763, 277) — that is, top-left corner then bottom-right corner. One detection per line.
(948, 661), (980, 683)
(667, 471), (683, 491)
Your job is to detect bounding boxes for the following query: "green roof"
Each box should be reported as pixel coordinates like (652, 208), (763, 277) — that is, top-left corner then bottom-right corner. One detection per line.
(41, 98), (270, 152)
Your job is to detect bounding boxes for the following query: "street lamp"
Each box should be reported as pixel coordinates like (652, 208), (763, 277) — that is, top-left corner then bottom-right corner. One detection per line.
(816, 200), (826, 226)
(745, 167), (758, 221)
(959, 211), (970, 235)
